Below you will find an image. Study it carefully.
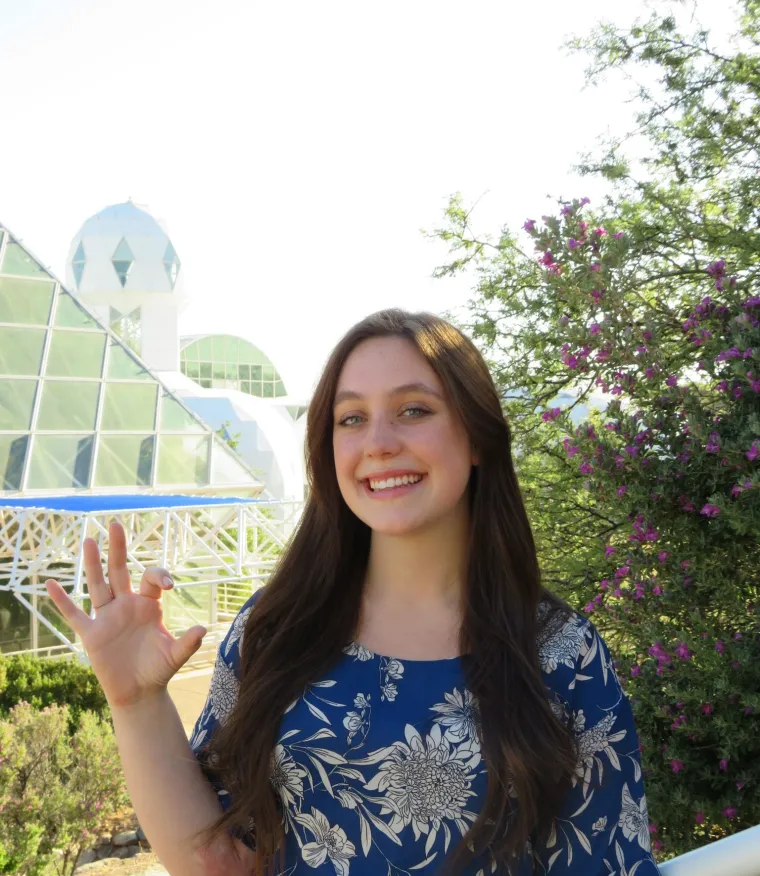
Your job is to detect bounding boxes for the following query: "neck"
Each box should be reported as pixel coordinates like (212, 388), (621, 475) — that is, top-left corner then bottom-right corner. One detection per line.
(363, 504), (470, 609)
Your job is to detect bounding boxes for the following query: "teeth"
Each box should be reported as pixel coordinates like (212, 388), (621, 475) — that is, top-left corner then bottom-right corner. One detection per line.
(369, 474), (422, 491)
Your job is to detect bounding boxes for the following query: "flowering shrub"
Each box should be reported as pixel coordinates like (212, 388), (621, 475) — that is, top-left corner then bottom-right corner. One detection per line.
(0, 702), (128, 875)
(428, 2), (760, 859)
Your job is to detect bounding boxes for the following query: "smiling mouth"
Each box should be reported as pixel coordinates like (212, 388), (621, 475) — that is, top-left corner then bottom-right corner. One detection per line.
(366, 473), (424, 493)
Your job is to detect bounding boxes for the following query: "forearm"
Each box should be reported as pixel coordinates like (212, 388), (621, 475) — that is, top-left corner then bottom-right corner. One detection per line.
(110, 690), (243, 876)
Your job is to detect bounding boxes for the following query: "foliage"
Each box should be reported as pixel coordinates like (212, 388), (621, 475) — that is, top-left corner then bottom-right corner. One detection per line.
(0, 653), (109, 732)
(216, 420), (242, 451)
(0, 702), (129, 875)
(428, 0), (760, 860)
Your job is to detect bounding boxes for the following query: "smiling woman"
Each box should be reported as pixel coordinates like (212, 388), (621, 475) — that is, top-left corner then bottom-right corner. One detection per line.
(188, 309), (661, 875)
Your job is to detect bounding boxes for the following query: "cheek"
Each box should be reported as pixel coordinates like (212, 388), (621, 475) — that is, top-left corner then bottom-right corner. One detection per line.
(332, 432), (359, 482)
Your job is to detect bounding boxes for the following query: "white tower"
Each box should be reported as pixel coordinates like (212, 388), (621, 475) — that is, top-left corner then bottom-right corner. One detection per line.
(65, 201), (185, 373)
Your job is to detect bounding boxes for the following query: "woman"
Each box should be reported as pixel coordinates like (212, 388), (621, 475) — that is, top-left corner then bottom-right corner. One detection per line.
(47, 310), (659, 876)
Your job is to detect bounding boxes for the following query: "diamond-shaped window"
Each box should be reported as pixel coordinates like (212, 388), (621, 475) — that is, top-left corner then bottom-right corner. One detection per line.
(163, 241), (180, 288)
(72, 241), (86, 287)
(111, 237), (134, 287)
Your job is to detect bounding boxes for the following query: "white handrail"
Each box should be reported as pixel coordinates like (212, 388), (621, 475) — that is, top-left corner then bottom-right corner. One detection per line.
(659, 824), (760, 876)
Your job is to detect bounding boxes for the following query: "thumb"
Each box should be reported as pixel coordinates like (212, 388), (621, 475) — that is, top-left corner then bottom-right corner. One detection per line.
(170, 625), (207, 671)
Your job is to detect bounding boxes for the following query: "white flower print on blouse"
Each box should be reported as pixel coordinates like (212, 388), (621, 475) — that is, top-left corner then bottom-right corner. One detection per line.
(430, 687), (481, 744)
(573, 709), (627, 798)
(224, 603), (252, 659)
(271, 744), (309, 809)
(343, 642), (373, 661)
(295, 807), (357, 875)
(343, 694), (371, 746)
(617, 783), (652, 853)
(208, 648), (240, 724)
(363, 723), (480, 846)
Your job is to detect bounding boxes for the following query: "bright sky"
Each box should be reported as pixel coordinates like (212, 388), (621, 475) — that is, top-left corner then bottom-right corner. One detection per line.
(0, 0), (737, 397)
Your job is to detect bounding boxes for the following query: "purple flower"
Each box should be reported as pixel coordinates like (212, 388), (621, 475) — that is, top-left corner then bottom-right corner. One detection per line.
(615, 565), (630, 579)
(613, 231), (624, 239)
(541, 407), (562, 422)
(705, 432), (721, 454)
(617, 485), (628, 498)
(715, 640), (725, 654)
(701, 703), (713, 715)
(706, 259), (726, 277)
(719, 757), (730, 771)
(604, 545), (616, 558)
(560, 204), (572, 216)
(630, 664), (642, 677)
(523, 219), (536, 233)
(580, 197), (590, 206)
(652, 585), (662, 596)
(695, 812), (705, 825)
(723, 807), (738, 820)
(590, 263), (601, 272)
(700, 503), (722, 518)
(589, 322), (601, 335)
(670, 759), (685, 773)
(666, 375), (678, 387)
(579, 461), (594, 475)
(746, 441), (760, 462)
(657, 551), (669, 563)
(568, 238), (580, 249)
(675, 642), (692, 661)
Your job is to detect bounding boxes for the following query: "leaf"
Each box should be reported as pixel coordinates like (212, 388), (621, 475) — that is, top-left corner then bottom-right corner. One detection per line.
(336, 767), (365, 782)
(305, 747), (347, 765)
(361, 805), (403, 846)
(629, 862), (643, 876)
(443, 821), (451, 853)
(359, 812), (372, 857)
(410, 853), (438, 870)
(425, 826), (437, 856)
(315, 697), (346, 708)
(307, 754), (334, 797)
(632, 757), (642, 783)
(279, 729), (300, 741)
(547, 821), (557, 848)
(571, 823), (592, 855)
(301, 728), (336, 742)
(311, 680), (336, 687)
(350, 745), (397, 765)
(616, 840), (625, 871)
(548, 849), (562, 871)
(305, 700), (330, 724)
(581, 635), (598, 669)
(569, 789), (594, 819)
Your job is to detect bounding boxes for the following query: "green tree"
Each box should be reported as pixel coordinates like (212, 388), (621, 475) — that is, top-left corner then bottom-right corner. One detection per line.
(428, 1), (760, 860)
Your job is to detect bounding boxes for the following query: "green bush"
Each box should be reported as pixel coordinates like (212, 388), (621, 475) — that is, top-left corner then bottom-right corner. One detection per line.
(0, 653), (109, 732)
(0, 702), (129, 876)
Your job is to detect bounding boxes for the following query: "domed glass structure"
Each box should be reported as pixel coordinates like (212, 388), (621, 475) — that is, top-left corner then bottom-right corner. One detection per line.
(180, 334), (287, 398)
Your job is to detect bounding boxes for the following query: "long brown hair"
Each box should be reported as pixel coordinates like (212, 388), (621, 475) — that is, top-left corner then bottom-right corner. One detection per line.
(199, 309), (577, 873)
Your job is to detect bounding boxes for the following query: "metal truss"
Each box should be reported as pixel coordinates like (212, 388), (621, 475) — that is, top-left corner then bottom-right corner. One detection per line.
(0, 499), (302, 664)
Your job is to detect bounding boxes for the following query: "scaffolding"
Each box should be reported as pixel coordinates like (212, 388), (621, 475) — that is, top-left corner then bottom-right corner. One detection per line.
(0, 495), (302, 666)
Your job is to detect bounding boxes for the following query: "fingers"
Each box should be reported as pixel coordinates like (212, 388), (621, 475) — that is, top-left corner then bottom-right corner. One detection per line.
(45, 579), (92, 637)
(169, 625), (207, 671)
(82, 538), (113, 609)
(107, 520), (132, 595)
(139, 566), (174, 600)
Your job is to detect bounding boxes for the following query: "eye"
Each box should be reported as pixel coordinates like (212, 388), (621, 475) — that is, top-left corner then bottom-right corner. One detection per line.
(400, 405), (430, 419)
(337, 414), (364, 427)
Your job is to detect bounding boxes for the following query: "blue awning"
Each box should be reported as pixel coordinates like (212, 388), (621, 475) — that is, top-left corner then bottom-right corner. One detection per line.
(0, 495), (261, 513)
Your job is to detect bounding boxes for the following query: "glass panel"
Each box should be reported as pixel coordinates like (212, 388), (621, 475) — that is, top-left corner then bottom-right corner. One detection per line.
(0, 231), (4, 249)
(199, 362), (212, 379)
(156, 434), (210, 486)
(212, 362), (225, 379)
(210, 443), (258, 486)
(240, 341), (267, 364)
(262, 382), (275, 398)
(107, 340), (151, 379)
(0, 326), (46, 375)
(55, 291), (100, 328)
(199, 379), (211, 388)
(195, 338), (212, 359)
(251, 365), (262, 381)
(250, 381), (263, 396)
(0, 277), (54, 325)
(0, 380), (37, 429)
(185, 362), (200, 379)
(262, 365), (275, 381)
(160, 393), (201, 431)
(27, 434), (94, 489)
(274, 380), (286, 396)
(101, 382), (158, 431)
(237, 363), (251, 380)
(37, 381), (99, 430)
(0, 434), (29, 490)
(72, 241), (86, 287)
(94, 434), (154, 487)
(112, 237), (134, 260)
(225, 362), (237, 379)
(112, 261), (132, 287)
(241, 381), (251, 394)
(46, 330), (106, 378)
(1, 242), (49, 278)
(227, 337), (240, 360)
(212, 337), (225, 360)
(0, 590), (31, 654)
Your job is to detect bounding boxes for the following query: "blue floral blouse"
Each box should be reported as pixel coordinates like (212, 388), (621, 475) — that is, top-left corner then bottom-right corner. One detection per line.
(190, 593), (660, 875)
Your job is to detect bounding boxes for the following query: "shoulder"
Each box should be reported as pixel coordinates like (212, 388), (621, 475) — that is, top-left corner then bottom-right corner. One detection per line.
(537, 600), (615, 698)
(218, 587), (266, 673)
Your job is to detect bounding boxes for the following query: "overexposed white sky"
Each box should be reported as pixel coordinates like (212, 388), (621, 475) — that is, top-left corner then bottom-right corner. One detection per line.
(0, 0), (738, 397)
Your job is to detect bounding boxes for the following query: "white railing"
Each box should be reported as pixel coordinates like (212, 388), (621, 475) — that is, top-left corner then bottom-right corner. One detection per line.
(660, 823), (760, 875)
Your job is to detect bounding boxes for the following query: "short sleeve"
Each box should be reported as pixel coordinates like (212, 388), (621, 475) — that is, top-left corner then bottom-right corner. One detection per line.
(536, 617), (661, 875)
(188, 590), (261, 812)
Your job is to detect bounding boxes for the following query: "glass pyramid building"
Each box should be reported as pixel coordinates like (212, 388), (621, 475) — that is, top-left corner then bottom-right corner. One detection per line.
(0, 222), (261, 495)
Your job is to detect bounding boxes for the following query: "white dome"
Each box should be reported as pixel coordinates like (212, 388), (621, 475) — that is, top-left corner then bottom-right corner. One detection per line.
(65, 201), (182, 296)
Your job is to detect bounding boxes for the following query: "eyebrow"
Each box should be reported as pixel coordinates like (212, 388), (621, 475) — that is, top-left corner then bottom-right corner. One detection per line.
(334, 382), (444, 406)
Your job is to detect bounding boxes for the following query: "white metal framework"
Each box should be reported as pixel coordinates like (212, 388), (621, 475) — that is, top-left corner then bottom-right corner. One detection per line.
(0, 498), (302, 665)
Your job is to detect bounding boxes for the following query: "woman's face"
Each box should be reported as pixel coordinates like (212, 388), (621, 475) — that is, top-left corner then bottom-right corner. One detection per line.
(332, 336), (475, 537)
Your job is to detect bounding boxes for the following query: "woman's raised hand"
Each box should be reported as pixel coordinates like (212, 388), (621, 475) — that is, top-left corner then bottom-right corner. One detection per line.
(45, 520), (207, 709)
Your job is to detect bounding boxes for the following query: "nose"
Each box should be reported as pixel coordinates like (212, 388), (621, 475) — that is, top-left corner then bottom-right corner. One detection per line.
(363, 416), (403, 459)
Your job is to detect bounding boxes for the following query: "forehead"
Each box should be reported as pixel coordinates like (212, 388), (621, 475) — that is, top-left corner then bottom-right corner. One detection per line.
(336, 336), (444, 396)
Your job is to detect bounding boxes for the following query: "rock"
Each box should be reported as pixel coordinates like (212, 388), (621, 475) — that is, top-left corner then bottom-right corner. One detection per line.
(136, 826), (147, 842)
(126, 845), (141, 858)
(95, 834), (111, 848)
(112, 846), (131, 859)
(96, 844), (113, 859)
(113, 830), (139, 846)
(75, 849), (97, 867)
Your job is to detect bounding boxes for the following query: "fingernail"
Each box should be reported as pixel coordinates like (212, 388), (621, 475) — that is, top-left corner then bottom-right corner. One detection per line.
(163, 576), (173, 589)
